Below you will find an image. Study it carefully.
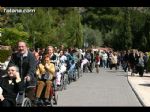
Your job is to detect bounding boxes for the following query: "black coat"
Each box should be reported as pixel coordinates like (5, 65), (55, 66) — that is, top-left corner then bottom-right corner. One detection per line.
(0, 76), (24, 107)
(8, 51), (36, 86)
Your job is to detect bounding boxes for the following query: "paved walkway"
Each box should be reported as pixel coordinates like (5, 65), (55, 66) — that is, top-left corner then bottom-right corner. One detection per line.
(127, 72), (150, 106)
(56, 68), (141, 106)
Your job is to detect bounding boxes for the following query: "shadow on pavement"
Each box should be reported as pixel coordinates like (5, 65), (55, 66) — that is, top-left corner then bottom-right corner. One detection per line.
(106, 70), (125, 73)
(106, 70), (127, 77)
(139, 83), (150, 87)
(116, 74), (128, 77)
(142, 76), (150, 78)
(106, 70), (118, 73)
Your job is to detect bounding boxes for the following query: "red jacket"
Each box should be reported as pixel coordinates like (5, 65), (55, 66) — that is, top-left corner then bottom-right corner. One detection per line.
(95, 56), (100, 63)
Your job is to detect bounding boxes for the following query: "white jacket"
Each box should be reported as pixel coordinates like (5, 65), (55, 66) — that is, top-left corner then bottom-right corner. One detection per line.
(102, 53), (108, 60)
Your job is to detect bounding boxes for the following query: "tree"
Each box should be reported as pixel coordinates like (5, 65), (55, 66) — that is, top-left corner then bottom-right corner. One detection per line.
(62, 8), (83, 48)
(0, 7), (10, 28)
(82, 7), (150, 51)
(83, 25), (103, 48)
(20, 8), (56, 48)
(0, 27), (29, 46)
(19, 7), (84, 49)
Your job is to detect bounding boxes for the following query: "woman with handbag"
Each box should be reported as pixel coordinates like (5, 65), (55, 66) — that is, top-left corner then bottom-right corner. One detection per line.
(35, 54), (55, 105)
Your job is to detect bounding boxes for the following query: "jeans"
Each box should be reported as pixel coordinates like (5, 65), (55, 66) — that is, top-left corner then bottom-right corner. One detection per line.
(68, 63), (76, 78)
(102, 60), (107, 68)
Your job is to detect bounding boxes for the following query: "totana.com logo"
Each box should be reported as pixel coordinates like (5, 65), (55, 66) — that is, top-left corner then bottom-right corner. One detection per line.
(3, 8), (35, 13)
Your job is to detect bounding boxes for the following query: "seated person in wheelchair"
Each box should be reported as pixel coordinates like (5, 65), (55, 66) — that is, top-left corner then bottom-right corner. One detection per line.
(35, 54), (55, 104)
(0, 65), (24, 107)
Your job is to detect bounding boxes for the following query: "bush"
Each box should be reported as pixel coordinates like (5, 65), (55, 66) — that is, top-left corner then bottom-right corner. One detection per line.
(147, 52), (150, 57)
(1, 28), (29, 46)
(0, 50), (12, 63)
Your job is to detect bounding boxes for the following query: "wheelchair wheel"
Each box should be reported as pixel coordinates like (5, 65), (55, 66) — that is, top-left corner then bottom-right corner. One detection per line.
(53, 91), (58, 105)
(59, 78), (63, 91)
(67, 73), (71, 84)
(21, 97), (32, 107)
(63, 73), (68, 90)
(77, 68), (80, 79)
(74, 69), (78, 81)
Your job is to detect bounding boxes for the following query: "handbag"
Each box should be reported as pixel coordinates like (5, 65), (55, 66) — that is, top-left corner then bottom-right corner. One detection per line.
(111, 58), (115, 64)
(42, 71), (50, 80)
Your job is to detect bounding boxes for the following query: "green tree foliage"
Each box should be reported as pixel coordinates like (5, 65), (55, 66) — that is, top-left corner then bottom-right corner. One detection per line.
(143, 14), (150, 51)
(1, 7), (150, 51)
(63, 8), (83, 48)
(0, 7), (10, 28)
(0, 27), (29, 46)
(20, 7), (83, 49)
(83, 25), (103, 48)
(0, 50), (12, 62)
(82, 7), (150, 51)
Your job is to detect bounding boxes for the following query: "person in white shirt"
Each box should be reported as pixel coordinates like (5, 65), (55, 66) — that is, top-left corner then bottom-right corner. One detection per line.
(102, 51), (108, 68)
(56, 50), (67, 86)
(81, 57), (89, 72)
(59, 50), (67, 63)
(81, 56), (92, 73)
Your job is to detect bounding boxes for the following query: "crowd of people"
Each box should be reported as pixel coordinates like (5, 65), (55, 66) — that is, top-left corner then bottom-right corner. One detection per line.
(94, 49), (149, 77)
(0, 41), (95, 107)
(0, 40), (149, 107)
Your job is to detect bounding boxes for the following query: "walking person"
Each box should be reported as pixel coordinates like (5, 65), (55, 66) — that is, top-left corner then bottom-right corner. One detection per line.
(143, 52), (149, 73)
(106, 51), (110, 68)
(122, 51), (129, 72)
(89, 49), (94, 71)
(110, 52), (118, 70)
(95, 53), (100, 73)
(101, 50), (108, 68)
(136, 52), (145, 77)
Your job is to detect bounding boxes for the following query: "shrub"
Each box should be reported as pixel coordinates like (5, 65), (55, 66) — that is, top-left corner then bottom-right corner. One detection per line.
(0, 50), (12, 63)
(1, 28), (29, 46)
(147, 52), (150, 57)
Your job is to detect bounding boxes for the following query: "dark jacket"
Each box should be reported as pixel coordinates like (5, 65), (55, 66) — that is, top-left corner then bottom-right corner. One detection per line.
(0, 76), (24, 107)
(50, 53), (57, 65)
(8, 51), (36, 85)
(128, 53), (136, 64)
(123, 53), (129, 62)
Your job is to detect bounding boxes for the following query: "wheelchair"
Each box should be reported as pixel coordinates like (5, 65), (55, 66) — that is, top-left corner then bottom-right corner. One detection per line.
(16, 87), (33, 107)
(67, 65), (78, 84)
(34, 78), (58, 107)
(16, 80), (36, 107)
(55, 64), (68, 91)
(83, 63), (90, 73)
